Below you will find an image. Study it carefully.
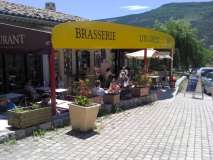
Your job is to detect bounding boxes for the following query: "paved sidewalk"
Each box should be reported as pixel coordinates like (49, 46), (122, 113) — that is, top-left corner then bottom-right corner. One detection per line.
(0, 114), (9, 131)
(0, 114), (13, 139)
(0, 94), (213, 160)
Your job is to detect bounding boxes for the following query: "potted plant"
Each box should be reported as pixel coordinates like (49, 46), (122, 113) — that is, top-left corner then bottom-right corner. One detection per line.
(103, 81), (121, 105)
(69, 95), (100, 132)
(8, 103), (51, 129)
(132, 74), (152, 97)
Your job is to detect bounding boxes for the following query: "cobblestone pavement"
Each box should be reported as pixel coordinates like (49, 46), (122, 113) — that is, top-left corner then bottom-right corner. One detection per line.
(0, 94), (213, 160)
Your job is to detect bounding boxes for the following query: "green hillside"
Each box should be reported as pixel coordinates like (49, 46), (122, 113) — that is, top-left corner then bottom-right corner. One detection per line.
(103, 1), (213, 49)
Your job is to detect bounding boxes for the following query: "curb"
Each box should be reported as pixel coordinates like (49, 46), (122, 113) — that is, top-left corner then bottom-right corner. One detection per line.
(0, 112), (70, 144)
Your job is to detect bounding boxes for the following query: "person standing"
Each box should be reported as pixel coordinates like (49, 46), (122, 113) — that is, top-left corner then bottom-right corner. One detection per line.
(121, 66), (129, 76)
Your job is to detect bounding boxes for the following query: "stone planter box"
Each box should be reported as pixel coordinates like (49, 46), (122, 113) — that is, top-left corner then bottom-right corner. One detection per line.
(132, 87), (150, 97)
(8, 107), (52, 129)
(103, 93), (120, 105)
(69, 103), (100, 132)
(90, 96), (103, 104)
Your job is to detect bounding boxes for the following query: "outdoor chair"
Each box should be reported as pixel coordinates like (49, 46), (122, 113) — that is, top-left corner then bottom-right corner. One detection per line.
(24, 89), (40, 104)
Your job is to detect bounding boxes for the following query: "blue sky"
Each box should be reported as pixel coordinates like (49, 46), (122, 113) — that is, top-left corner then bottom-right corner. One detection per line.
(7, 0), (212, 19)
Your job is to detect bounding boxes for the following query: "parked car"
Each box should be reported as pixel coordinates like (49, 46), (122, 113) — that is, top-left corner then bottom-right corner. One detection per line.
(196, 67), (213, 77)
(203, 72), (213, 95)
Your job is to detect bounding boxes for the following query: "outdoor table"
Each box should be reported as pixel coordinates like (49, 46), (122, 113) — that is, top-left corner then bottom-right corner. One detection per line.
(35, 86), (50, 93)
(56, 99), (72, 110)
(56, 88), (68, 99)
(36, 87), (68, 98)
(148, 75), (160, 83)
(36, 99), (72, 110)
(148, 75), (160, 79)
(36, 87), (68, 93)
(56, 88), (68, 93)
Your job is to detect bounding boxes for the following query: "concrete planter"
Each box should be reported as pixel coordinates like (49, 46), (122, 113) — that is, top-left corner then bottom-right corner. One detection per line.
(132, 87), (150, 97)
(103, 93), (120, 105)
(69, 103), (100, 132)
(8, 107), (52, 129)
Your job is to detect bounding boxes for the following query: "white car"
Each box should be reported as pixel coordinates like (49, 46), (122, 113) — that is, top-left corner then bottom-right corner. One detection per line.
(203, 72), (213, 95)
(196, 67), (213, 77)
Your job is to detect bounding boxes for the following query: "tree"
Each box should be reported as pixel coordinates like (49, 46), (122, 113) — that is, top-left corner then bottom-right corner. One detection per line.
(155, 20), (209, 70)
(203, 50), (213, 66)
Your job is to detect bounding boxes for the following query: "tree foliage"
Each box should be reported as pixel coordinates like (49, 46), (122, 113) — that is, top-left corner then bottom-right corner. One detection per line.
(155, 20), (212, 70)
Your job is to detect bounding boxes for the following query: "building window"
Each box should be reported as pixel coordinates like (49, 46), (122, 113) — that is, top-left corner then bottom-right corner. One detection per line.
(101, 49), (106, 60)
(64, 49), (72, 76)
(78, 50), (90, 78)
(94, 50), (101, 67)
(26, 54), (43, 86)
(94, 49), (106, 68)
(5, 53), (26, 91)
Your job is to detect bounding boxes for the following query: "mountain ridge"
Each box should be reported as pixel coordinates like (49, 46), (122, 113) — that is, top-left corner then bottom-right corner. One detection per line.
(102, 1), (213, 49)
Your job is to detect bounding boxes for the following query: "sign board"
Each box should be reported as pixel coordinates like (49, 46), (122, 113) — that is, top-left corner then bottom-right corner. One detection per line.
(0, 23), (51, 54)
(52, 21), (175, 49)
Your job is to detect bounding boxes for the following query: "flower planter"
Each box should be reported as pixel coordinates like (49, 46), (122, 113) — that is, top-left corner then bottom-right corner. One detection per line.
(103, 93), (120, 105)
(69, 103), (100, 132)
(90, 96), (103, 104)
(132, 87), (150, 97)
(8, 107), (52, 129)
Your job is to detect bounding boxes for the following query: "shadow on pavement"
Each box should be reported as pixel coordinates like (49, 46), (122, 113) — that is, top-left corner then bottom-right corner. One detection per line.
(66, 130), (98, 140)
(192, 96), (204, 100)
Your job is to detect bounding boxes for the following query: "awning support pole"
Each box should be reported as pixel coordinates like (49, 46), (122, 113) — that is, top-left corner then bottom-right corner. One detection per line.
(50, 48), (56, 115)
(169, 49), (173, 80)
(144, 49), (148, 73)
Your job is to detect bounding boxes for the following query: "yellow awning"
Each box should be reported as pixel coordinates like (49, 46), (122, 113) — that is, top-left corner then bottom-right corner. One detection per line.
(52, 21), (175, 49)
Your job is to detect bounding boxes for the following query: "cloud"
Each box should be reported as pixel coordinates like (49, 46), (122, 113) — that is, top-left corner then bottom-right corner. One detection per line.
(120, 5), (150, 11)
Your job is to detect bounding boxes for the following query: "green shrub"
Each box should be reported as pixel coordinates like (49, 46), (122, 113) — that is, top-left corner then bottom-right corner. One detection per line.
(33, 129), (46, 137)
(74, 96), (91, 106)
(13, 104), (42, 113)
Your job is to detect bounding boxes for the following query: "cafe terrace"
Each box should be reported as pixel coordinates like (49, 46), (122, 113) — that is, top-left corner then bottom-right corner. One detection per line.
(0, 0), (175, 133)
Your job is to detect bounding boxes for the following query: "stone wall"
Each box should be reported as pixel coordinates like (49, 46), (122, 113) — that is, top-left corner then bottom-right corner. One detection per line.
(100, 93), (157, 115)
